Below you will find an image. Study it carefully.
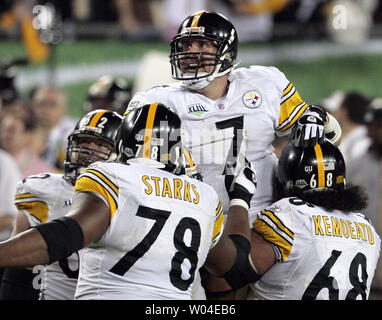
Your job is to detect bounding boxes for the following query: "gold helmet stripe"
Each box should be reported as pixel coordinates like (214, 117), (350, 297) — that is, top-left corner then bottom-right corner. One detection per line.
(314, 143), (325, 188)
(143, 103), (158, 158)
(191, 11), (205, 27)
(89, 110), (107, 127)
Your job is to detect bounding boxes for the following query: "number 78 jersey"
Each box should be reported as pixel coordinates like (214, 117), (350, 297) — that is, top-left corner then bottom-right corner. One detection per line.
(249, 197), (381, 300)
(73, 161), (224, 300)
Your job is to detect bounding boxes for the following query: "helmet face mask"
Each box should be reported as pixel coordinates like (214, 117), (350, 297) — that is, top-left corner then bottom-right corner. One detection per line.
(64, 109), (123, 184)
(277, 141), (346, 196)
(170, 11), (238, 83)
(67, 136), (113, 169)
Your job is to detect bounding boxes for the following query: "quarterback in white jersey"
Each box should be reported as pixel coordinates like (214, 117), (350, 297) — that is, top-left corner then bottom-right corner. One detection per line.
(0, 103), (260, 300)
(130, 66), (307, 222)
(128, 11), (341, 225)
(247, 141), (380, 300)
(1, 109), (123, 300)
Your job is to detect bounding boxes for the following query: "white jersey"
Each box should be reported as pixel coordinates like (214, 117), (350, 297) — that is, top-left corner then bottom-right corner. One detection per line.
(14, 173), (80, 300)
(73, 160), (224, 300)
(248, 197), (381, 300)
(128, 66), (308, 221)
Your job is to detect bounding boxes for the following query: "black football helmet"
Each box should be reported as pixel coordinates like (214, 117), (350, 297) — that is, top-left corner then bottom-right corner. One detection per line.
(117, 103), (193, 175)
(277, 140), (346, 194)
(83, 75), (133, 115)
(170, 10), (238, 81)
(64, 109), (123, 184)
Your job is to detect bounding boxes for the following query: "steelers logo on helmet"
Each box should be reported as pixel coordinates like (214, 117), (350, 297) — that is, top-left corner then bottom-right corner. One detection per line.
(277, 140), (346, 194)
(116, 103), (188, 174)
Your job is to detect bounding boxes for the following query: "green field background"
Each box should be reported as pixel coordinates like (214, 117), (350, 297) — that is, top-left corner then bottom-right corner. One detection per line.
(1, 39), (381, 119)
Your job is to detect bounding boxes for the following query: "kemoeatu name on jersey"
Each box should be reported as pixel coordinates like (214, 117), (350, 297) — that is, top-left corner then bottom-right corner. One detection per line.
(312, 215), (375, 245)
(142, 175), (200, 204)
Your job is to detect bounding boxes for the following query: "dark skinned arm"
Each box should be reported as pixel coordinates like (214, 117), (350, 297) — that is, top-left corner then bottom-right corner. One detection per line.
(0, 192), (110, 269)
(204, 205), (251, 276)
(204, 205), (276, 277)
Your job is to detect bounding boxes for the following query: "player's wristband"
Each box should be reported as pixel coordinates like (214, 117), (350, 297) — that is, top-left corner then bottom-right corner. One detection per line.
(229, 199), (249, 211)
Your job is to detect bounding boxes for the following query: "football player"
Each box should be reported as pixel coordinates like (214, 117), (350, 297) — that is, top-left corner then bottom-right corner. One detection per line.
(126, 10), (342, 298)
(247, 140), (380, 299)
(0, 109), (123, 300)
(83, 75), (133, 116)
(0, 103), (259, 300)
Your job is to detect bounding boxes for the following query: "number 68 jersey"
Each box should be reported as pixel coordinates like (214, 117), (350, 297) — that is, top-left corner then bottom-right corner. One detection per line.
(73, 161), (224, 300)
(249, 197), (381, 300)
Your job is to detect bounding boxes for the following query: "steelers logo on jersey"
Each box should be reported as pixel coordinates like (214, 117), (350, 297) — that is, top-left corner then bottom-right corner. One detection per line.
(242, 90), (262, 109)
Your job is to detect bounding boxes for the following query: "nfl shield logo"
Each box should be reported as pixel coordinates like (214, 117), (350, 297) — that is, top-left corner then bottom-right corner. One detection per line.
(217, 103), (225, 110)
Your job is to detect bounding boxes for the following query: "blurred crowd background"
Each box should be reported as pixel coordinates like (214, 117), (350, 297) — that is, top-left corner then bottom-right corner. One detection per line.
(0, 0), (382, 293)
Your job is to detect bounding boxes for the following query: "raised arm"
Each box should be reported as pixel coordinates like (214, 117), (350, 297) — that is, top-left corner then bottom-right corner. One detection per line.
(204, 165), (260, 289)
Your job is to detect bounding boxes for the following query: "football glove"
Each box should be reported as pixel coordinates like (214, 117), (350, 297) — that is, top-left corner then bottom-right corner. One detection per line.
(226, 163), (257, 209)
(293, 105), (327, 148)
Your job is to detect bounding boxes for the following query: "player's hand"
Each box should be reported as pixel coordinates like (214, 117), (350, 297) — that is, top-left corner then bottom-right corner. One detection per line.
(227, 164), (257, 209)
(293, 105), (327, 148)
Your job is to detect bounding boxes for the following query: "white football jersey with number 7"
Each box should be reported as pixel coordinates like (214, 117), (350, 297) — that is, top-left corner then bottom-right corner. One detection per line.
(128, 66), (308, 222)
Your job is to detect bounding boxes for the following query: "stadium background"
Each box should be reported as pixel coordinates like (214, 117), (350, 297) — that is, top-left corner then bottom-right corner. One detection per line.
(0, 0), (381, 118)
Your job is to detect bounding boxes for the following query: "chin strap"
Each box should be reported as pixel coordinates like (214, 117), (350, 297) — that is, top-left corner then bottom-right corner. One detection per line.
(183, 73), (214, 90)
(182, 62), (234, 91)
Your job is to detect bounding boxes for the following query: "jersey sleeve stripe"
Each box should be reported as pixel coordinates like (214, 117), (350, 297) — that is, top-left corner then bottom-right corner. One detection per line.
(14, 201), (49, 223)
(85, 169), (119, 197)
(212, 211), (224, 241)
(253, 218), (292, 262)
(270, 243), (283, 263)
(80, 172), (119, 202)
(281, 84), (295, 104)
(215, 201), (222, 216)
(75, 175), (118, 218)
(280, 87), (302, 108)
(282, 82), (293, 96)
(261, 209), (294, 240)
(15, 193), (36, 200)
(213, 200), (224, 236)
(277, 101), (308, 132)
(212, 209), (224, 247)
